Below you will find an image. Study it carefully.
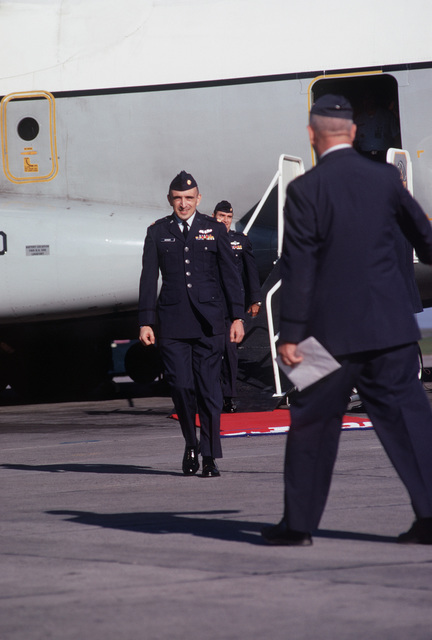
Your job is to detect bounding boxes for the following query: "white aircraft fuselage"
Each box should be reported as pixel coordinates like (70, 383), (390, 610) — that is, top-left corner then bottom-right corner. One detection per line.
(1, 0), (432, 393)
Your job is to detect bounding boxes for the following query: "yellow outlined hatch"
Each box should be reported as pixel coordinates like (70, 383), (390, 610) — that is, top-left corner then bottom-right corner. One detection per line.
(1, 90), (58, 183)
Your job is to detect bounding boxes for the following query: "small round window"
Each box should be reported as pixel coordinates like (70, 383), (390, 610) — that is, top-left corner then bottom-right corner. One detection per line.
(17, 117), (40, 141)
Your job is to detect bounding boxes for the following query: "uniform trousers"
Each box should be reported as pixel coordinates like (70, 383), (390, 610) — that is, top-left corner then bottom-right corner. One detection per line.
(284, 342), (432, 532)
(159, 334), (225, 458)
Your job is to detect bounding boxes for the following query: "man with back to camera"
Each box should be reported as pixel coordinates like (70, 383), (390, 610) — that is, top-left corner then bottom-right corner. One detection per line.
(138, 171), (245, 477)
(213, 200), (262, 412)
(262, 94), (432, 546)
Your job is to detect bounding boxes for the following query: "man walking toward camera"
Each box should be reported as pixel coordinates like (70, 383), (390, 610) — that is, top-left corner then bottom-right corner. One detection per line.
(139, 171), (245, 477)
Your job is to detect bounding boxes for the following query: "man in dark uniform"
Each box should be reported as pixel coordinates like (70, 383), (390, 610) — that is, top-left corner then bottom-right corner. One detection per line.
(262, 94), (432, 546)
(213, 200), (262, 412)
(138, 171), (245, 477)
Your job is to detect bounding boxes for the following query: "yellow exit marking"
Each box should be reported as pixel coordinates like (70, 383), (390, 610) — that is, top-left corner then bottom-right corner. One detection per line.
(24, 157), (39, 173)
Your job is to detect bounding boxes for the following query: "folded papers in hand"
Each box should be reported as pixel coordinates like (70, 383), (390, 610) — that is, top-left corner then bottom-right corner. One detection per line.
(276, 336), (341, 391)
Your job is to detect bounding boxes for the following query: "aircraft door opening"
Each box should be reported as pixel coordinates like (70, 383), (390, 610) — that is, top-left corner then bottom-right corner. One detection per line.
(310, 74), (401, 166)
(1, 90), (58, 184)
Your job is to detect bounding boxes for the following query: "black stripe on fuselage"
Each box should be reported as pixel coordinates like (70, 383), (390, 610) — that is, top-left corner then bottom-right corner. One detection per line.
(39, 60), (432, 100)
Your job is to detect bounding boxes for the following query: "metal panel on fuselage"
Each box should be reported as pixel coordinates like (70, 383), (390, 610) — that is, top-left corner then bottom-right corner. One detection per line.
(0, 197), (146, 321)
(1, 80), (310, 219)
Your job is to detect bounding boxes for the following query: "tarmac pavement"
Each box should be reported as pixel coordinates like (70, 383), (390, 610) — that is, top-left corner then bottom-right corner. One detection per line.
(1, 390), (432, 640)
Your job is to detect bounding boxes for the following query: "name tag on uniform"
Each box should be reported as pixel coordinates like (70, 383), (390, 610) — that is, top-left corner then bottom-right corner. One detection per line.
(161, 238), (176, 242)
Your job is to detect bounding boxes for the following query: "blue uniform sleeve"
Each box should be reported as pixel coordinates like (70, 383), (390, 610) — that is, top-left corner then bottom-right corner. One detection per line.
(396, 179), (432, 266)
(138, 227), (159, 327)
(279, 177), (320, 343)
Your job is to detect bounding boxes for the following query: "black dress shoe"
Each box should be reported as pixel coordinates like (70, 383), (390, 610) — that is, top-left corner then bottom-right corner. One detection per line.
(347, 403), (365, 413)
(261, 520), (312, 546)
(223, 398), (237, 413)
(397, 518), (432, 544)
(202, 456), (220, 477)
(182, 446), (199, 475)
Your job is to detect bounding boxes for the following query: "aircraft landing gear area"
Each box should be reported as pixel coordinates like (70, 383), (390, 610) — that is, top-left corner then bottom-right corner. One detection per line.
(0, 332), (113, 401)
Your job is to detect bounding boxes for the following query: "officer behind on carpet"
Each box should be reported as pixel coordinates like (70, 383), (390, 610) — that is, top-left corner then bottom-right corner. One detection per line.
(262, 94), (432, 546)
(213, 200), (262, 413)
(138, 171), (245, 477)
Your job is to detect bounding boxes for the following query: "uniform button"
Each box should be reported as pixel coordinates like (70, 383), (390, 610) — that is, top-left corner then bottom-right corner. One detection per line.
(184, 247), (189, 252)
(186, 271), (191, 276)
(187, 283), (192, 288)
(185, 259), (190, 264)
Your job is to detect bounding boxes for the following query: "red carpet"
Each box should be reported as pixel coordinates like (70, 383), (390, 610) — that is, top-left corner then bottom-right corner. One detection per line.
(171, 409), (372, 438)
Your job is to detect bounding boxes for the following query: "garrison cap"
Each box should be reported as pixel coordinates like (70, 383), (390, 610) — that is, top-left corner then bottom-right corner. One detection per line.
(310, 94), (353, 120)
(169, 170), (198, 191)
(214, 200), (233, 214)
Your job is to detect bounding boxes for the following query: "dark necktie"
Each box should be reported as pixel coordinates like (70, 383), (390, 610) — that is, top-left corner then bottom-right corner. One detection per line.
(182, 221), (189, 240)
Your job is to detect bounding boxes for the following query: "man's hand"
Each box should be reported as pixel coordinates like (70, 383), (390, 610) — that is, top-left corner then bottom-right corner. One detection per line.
(247, 303), (261, 318)
(139, 325), (155, 346)
(230, 319), (245, 344)
(277, 342), (303, 366)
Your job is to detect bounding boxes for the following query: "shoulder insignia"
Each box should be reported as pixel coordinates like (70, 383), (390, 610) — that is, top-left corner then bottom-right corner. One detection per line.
(152, 215), (170, 226)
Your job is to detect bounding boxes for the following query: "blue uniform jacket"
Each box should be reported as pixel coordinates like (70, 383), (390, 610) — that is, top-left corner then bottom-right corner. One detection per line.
(280, 147), (432, 355)
(139, 211), (245, 339)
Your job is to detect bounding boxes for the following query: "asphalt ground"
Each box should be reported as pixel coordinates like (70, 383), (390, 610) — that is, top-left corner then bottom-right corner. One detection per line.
(1, 380), (432, 640)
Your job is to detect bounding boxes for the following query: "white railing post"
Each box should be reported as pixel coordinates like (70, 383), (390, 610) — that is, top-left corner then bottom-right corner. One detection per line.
(245, 154), (305, 396)
(266, 278), (283, 396)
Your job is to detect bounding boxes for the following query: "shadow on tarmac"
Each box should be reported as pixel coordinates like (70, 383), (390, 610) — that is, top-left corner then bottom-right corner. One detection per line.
(1, 462), (282, 477)
(47, 509), (265, 545)
(85, 408), (172, 416)
(315, 529), (396, 544)
(43, 508), (398, 546)
(1, 463), (183, 477)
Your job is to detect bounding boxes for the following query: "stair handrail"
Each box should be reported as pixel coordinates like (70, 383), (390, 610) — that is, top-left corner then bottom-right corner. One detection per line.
(247, 154), (305, 396)
(242, 171), (279, 237)
(243, 154), (305, 259)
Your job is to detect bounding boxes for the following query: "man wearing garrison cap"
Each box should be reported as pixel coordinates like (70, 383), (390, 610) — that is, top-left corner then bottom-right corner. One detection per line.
(138, 171), (245, 477)
(262, 94), (432, 546)
(213, 200), (262, 412)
